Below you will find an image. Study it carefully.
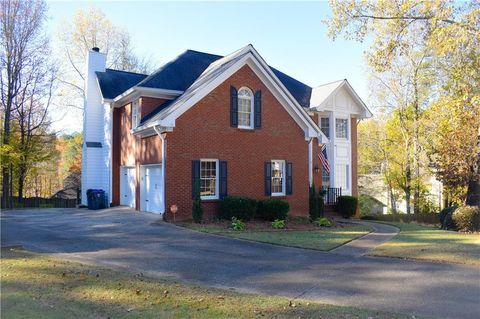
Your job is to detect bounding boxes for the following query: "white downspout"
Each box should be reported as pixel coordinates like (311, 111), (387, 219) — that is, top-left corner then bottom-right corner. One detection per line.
(154, 126), (166, 216)
(108, 103), (113, 205)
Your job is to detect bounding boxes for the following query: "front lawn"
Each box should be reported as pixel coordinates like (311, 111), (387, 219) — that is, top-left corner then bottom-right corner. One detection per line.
(369, 222), (480, 266)
(1, 248), (413, 319)
(180, 219), (371, 251)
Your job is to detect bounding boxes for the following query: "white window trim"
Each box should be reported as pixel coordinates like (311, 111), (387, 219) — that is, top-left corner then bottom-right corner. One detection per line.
(335, 117), (349, 140)
(319, 116), (330, 138)
(271, 159), (286, 196)
(200, 159), (219, 200)
(132, 99), (141, 129)
(237, 87), (254, 130)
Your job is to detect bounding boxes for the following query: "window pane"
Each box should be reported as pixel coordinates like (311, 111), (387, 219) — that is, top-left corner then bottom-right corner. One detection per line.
(320, 117), (330, 138)
(335, 119), (348, 139)
(200, 160), (217, 197)
(237, 88), (253, 127)
(271, 160), (285, 194)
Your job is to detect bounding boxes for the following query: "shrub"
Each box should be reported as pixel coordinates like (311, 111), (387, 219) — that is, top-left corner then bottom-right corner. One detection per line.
(416, 196), (439, 215)
(314, 217), (332, 227)
(336, 196), (358, 218)
(360, 215), (378, 220)
(452, 206), (480, 232)
(231, 217), (246, 231)
(358, 194), (376, 217)
(317, 193), (325, 218)
(257, 199), (289, 221)
(219, 196), (257, 221)
(39, 203), (54, 208)
(271, 219), (285, 229)
(309, 184), (319, 221)
(439, 206), (457, 230)
(192, 180), (203, 223)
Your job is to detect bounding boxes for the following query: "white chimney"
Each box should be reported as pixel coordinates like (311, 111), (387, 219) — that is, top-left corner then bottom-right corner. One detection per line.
(81, 48), (110, 206)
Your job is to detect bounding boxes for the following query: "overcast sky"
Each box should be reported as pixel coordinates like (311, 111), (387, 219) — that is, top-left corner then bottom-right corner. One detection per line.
(47, 1), (370, 134)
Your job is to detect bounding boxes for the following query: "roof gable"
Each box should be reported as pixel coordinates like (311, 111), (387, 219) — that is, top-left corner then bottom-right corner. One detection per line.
(310, 79), (372, 118)
(136, 45), (325, 141)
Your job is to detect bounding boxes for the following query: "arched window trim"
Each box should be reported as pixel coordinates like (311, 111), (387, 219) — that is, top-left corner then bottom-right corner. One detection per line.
(237, 86), (254, 129)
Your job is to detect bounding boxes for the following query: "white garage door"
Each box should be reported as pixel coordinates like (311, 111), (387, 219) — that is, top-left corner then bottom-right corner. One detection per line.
(141, 165), (164, 214)
(120, 167), (136, 208)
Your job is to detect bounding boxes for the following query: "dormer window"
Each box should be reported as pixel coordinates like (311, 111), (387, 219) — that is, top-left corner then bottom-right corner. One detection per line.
(132, 100), (141, 128)
(237, 87), (254, 129)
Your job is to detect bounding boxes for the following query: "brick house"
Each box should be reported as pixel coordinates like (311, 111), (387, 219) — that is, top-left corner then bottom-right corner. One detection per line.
(81, 45), (371, 220)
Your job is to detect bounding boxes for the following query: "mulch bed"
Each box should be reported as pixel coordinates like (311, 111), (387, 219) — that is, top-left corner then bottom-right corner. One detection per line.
(181, 217), (354, 232)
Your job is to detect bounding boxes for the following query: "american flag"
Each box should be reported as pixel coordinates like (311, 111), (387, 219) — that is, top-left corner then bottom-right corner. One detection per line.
(318, 144), (330, 173)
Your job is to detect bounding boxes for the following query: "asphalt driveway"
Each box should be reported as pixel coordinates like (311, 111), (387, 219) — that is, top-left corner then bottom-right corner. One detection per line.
(1, 207), (479, 319)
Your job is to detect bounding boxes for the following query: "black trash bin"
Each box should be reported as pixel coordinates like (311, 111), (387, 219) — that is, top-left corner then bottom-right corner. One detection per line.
(86, 189), (106, 210)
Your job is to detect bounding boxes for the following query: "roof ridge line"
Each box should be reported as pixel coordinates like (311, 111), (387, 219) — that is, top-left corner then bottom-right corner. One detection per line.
(185, 49), (223, 58)
(313, 78), (345, 88)
(105, 68), (148, 76)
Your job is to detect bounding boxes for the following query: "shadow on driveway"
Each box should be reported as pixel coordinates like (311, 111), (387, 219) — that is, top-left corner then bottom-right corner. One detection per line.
(2, 207), (479, 319)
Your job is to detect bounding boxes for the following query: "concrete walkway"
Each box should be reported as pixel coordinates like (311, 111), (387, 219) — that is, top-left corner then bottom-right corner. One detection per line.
(331, 220), (399, 256)
(2, 208), (479, 319)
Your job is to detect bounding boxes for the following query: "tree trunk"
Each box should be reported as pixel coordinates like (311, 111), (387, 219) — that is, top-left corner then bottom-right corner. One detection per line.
(17, 165), (26, 202)
(412, 75), (421, 215)
(1, 105), (12, 208)
(405, 163), (412, 214)
(387, 182), (397, 214)
(1, 167), (9, 208)
(466, 179), (480, 206)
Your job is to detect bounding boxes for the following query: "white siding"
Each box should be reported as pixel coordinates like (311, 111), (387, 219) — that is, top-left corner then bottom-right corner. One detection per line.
(316, 87), (353, 195)
(81, 49), (111, 205)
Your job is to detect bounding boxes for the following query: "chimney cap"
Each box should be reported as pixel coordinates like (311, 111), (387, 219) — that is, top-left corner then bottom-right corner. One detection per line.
(92, 47), (100, 52)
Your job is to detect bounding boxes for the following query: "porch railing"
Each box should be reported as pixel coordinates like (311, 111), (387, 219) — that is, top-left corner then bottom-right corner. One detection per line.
(321, 187), (342, 205)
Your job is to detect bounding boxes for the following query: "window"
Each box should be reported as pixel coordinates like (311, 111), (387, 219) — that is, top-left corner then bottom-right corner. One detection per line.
(132, 100), (141, 129)
(200, 159), (218, 199)
(320, 117), (330, 138)
(335, 118), (348, 139)
(237, 87), (254, 129)
(271, 160), (285, 196)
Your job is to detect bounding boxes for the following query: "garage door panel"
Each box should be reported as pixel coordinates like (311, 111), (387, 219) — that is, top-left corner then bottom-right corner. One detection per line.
(141, 165), (164, 214)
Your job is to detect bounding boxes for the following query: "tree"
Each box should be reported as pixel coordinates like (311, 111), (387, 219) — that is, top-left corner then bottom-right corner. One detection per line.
(56, 7), (153, 111)
(0, 0), (48, 208)
(326, 0), (480, 206)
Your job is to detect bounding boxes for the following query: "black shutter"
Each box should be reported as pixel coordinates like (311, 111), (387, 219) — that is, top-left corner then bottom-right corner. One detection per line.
(286, 161), (293, 195)
(230, 86), (238, 127)
(264, 161), (272, 196)
(254, 90), (262, 128)
(219, 161), (228, 198)
(192, 160), (200, 199)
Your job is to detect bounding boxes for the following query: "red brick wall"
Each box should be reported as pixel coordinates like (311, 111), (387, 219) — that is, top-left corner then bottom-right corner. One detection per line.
(111, 99), (166, 207)
(163, 65), (313, 220)
(141, 97), (167, 118)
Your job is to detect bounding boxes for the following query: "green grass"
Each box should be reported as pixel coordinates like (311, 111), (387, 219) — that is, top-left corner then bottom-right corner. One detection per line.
(0, 248), (414, 319)
(183, 223), (371, 251)
(369, 222), (480, 265)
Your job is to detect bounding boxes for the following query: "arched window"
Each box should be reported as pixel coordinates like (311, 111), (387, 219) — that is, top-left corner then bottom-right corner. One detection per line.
(237, 87), (254, 129)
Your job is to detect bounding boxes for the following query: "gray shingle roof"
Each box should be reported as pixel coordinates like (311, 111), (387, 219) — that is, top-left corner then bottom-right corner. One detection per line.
(96, 49), (312, 107)
(96, 69), (147, 99)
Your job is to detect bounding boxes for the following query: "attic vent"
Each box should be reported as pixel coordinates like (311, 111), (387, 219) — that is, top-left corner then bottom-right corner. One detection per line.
(92, 47), (100, 52)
